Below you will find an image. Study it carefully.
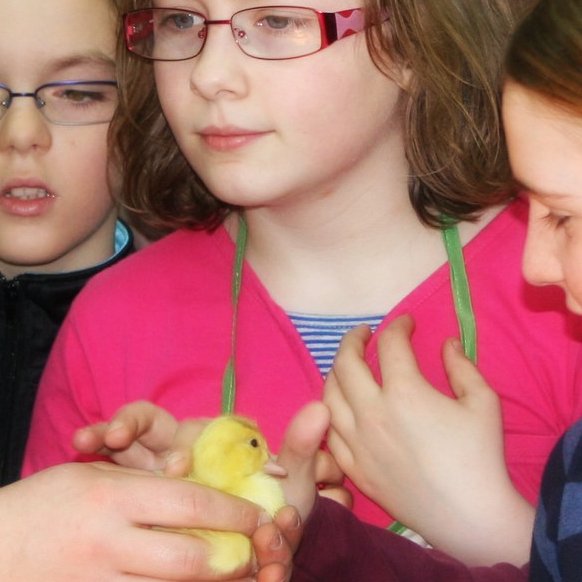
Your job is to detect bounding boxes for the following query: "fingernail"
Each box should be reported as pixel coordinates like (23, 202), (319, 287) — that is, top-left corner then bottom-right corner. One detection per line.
(291, 512), (302, 529)
(270, 532), (283, 550)
(450, 338), (463, 352)
(108, 421), (125, 433)
(165, 452), (184, 466)
(258, 511), (272, 526)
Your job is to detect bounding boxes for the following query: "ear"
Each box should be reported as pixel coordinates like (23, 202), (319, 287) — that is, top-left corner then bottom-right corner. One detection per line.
(373, 14), (413, 91)
(368, 38), (413, 92)
(394, 64), (413, 91)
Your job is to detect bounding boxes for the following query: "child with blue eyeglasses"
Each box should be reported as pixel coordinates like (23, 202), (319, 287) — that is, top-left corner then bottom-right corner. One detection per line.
(0, 1), (300, 580)
(26, 0), (579, 570)
(0, 0), (132, 488)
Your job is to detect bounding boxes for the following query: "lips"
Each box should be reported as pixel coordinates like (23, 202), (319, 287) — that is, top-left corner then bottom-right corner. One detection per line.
(199, 126), (271, 152)
(4, 187), (55, 200)
(201, 125), (258, 137)
(0, 182), (57, 217)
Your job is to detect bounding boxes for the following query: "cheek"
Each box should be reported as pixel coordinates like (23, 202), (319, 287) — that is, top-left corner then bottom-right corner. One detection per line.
(280, 62), (401, 151)
(562, 236), (582, 303)
(69, 132), (109, 178)
(58, 130), (116, 210)
(154, 66), (182, 129)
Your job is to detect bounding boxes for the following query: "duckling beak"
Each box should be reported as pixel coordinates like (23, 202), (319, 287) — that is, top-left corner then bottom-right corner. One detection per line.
(263, 456), (288, 477)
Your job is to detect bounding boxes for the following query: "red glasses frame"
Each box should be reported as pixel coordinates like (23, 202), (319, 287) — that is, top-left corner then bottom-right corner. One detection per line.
(124, 6), (367, 61)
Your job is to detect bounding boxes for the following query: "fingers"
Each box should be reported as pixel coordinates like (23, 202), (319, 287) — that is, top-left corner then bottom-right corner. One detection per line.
(105, 401), (178, 452)
(115, 526), (253, 581)
(326, 326), (375, 404)
(272, 506), (303, 553)
(313, 449), (351, 506)
(163, 419), (210, 477)
(442, 338), (500, 408)
(323, 326), (375, 436)
(153, 482), (267, 534)
(325, 427), (355, 474)
(253, 516), (296, 581)
(375, 314), (422, 388)
(277, 402), (330, 519)
(278, 402), (330, 465)
(255, 563), (289, 582)
(39, 463), (268, 581)
(73, 402), (180, 471)
(253, 507), (303, 582)
(73, 422), (110, 455)
(322, 369), (356, 439)
(93, 467), (267, 534)
(335, 324), (371, 362)
(313, 450), (344, 487)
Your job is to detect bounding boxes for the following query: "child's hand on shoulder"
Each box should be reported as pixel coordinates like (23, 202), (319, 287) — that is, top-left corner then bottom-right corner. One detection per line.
(324, 315), (533, 565)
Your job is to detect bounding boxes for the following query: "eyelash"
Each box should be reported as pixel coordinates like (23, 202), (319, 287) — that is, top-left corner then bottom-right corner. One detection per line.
(542, 212), (571, 229)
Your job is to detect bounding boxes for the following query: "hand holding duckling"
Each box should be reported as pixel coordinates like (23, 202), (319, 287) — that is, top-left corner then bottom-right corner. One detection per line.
(182, 415), (287, 574)
(75, 401), (333, 579)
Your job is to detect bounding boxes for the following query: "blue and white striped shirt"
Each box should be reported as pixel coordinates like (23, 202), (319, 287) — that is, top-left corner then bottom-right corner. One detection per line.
(288, 312), (384, 377)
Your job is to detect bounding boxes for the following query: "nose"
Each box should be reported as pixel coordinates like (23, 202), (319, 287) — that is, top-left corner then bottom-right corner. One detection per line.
(522, 208), (564, 287)
(0, 97), (52, 154)
(187, 23), (249, 101)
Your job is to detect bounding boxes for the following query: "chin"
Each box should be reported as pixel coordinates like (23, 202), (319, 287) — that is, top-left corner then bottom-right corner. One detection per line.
(0, 244), (67, 275)
(565, 295), (582, 316)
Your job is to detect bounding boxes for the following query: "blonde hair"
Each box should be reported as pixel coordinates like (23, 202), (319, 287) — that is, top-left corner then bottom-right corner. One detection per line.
(111, 0), (532, 236)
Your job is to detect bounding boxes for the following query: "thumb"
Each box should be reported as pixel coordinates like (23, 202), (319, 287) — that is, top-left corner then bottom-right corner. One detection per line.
(443, 338), (499, 406)
(277, 401), (330, 519)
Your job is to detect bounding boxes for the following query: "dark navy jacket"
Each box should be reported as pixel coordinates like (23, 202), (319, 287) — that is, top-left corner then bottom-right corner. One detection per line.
(0, 221), (133, 485)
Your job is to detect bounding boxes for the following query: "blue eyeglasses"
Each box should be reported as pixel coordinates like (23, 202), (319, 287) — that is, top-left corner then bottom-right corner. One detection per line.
(124, 6), (367, 61)
(0, 80), (118, 126)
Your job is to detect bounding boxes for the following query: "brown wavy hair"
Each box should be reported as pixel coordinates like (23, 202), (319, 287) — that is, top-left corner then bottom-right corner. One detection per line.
(506, 0), (582, 114)
(111, 0), (233, 238)
(111, 0), (532, 236)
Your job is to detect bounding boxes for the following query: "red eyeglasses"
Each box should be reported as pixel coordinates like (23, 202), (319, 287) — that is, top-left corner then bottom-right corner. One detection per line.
(124, 6), (367, 61)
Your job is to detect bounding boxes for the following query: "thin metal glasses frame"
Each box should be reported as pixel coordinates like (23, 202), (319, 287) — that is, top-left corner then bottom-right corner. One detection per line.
(0, 80), (118, 126)
(124, 6), (366, 61)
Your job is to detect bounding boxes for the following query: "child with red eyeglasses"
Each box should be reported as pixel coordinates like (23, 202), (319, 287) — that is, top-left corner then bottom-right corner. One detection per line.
(26, 0), (577, 571)
(0, 1), (297, 580)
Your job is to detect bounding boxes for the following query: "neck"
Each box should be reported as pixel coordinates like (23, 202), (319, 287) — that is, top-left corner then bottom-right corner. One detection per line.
(228, 187), (440, 314)
(224, 150), (506, 313)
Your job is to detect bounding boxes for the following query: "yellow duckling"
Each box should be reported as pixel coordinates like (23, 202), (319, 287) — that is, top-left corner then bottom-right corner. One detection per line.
(183, 415), (287, 574)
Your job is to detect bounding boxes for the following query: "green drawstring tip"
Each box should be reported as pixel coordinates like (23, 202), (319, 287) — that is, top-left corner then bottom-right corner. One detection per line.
(221, 359), (236, 415)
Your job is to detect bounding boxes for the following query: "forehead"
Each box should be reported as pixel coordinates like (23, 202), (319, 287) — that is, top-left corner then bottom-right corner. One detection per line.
(0, 0), (116, 82)
(503, 82), (582, 199)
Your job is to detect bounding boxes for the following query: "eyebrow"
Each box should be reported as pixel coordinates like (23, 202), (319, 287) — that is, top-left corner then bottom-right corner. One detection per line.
(513, 178), (573, 201)
(513, 177), (534, 193)
(46, 53), (116, 76)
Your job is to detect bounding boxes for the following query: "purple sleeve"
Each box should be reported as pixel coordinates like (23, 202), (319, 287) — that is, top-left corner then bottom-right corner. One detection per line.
(292, 498), (529, 582)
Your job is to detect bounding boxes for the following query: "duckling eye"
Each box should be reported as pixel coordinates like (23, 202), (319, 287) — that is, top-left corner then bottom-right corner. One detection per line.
(250, 438), (259, 448)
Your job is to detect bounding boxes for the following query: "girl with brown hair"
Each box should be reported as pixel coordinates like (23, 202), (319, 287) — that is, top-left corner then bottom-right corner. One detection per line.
(25, 0), (574, 568)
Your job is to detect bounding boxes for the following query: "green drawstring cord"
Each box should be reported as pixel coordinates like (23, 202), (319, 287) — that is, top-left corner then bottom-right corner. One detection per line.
(441, 222), (477, 364)
(388, 220), (477, 535)
(222, 215), (478, 539)
(221, 214), (248, 415)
